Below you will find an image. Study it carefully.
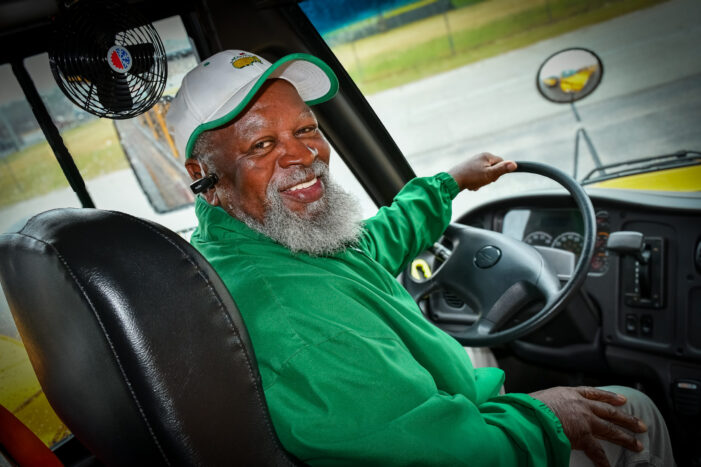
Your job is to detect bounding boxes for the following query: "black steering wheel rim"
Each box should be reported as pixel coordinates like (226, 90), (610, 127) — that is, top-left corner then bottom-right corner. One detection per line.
(405, 161), (596, 346)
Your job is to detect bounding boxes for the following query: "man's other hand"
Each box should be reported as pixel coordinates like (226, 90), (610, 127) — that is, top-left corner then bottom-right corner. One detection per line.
(448, 152), (517, 191)
(530, 386), (648, 467)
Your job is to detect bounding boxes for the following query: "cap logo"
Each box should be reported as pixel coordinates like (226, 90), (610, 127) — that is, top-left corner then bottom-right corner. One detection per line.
(107, 46), (132, 73)
(232, 55), (262, 69)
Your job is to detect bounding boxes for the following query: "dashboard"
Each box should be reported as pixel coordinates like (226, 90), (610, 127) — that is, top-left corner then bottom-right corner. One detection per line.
(452, 186), (701, 383)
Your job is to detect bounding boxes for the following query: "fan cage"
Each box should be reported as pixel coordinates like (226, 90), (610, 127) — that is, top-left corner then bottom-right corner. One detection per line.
(49, 0), (167, 119)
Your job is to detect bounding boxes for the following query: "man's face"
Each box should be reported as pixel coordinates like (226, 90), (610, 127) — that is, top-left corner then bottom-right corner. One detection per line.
(205, 79), (331, 222)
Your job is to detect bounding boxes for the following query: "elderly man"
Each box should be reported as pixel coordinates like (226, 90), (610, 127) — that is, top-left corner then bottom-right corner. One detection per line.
(167, 50), (674, 466)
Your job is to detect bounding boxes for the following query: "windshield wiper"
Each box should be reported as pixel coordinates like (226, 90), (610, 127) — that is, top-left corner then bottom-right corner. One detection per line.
(581, 150), (701, 184)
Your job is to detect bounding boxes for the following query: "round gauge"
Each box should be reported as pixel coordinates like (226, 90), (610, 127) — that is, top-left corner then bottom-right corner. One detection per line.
(551, 231), (584, 257)
(524, 231), (553, 246)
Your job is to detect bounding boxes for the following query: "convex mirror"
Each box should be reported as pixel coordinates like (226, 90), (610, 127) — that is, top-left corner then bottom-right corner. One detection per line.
(536, 47), (603, 103)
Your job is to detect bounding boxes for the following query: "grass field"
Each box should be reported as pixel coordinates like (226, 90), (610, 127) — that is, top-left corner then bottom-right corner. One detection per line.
(331, 0), (667, 94)
(0, 119), (127, 208)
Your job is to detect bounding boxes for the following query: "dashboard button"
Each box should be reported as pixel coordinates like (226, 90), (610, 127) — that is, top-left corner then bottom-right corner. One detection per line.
(625, 314), (638, 335)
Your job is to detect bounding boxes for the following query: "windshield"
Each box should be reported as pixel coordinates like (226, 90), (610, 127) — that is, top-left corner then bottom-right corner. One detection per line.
(301, 0), (701, 212)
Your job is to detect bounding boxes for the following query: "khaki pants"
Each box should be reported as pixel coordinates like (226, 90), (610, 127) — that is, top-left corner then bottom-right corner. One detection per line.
(568, 385), (675, 467)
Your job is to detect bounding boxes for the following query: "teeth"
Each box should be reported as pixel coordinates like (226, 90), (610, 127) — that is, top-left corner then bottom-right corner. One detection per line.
(288, 177), (317, 192)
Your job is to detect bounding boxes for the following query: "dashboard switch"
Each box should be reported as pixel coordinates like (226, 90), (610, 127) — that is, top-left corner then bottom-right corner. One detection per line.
(640, 314), (653, 337)
(625, 314), (638, 335)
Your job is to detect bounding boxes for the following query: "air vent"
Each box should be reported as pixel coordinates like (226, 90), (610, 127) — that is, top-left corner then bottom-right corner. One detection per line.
(443, 290), (464, 308)
(673, 380), (700, 416)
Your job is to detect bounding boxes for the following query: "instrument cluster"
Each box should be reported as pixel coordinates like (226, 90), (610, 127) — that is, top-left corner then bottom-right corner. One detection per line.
(503, 209), (611, 275)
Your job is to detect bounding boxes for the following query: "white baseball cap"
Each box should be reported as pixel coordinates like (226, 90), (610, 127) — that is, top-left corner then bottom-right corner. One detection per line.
(167, 50), (339, 159)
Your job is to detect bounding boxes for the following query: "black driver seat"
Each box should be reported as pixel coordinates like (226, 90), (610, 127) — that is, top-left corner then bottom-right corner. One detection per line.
(0, 208), (300, 466)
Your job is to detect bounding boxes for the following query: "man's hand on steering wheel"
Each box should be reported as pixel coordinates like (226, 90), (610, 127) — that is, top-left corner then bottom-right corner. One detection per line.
(448, 152), (517, 191)
(529, 386), (648, 467)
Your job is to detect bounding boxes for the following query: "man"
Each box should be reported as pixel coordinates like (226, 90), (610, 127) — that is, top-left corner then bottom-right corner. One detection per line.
(167, 50), (674, 466)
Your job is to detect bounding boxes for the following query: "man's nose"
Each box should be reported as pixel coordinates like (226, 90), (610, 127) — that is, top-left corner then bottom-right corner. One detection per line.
(278, 137), (317, 168)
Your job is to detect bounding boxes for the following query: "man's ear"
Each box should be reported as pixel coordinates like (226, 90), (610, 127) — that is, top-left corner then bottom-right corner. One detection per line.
(184, 158), (220, 206)
(185, 158), (203, 181)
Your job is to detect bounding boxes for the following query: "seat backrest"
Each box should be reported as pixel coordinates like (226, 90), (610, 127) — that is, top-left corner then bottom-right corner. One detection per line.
(0, 208), (298, 466)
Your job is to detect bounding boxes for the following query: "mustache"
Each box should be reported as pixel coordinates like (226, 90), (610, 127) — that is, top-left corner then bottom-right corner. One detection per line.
(268, 159), (328, 191)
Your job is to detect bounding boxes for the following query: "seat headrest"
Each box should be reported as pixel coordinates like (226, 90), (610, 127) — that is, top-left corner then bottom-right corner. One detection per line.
(0, 208), (297, 466)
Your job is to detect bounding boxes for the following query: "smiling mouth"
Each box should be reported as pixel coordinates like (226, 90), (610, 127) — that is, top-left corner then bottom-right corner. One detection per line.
(284, 176), (318, 192)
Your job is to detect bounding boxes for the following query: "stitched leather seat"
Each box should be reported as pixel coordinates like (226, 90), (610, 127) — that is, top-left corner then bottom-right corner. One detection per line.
(0, 208), (299, 466)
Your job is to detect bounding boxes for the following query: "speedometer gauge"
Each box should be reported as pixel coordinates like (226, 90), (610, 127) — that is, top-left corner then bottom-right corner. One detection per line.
(524, 231), (553, 246)
(551, 231), (584, 257)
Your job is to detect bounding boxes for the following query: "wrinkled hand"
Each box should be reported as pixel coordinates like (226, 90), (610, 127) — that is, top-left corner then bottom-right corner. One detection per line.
(447, 152), (517, 191)
(530, 386), (647, 467)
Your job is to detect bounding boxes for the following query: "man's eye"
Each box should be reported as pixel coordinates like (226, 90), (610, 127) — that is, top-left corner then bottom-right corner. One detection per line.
(253, 140), (273, 151)
(297, 126), (318, 136)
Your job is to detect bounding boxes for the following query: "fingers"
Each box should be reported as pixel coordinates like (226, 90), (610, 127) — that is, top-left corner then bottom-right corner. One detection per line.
(478, 152), (516, 183)
(449, 152), (515, 191)
(591, 417), (644, 452)
(478, 152), (502, 165)
(590, 400), (647, 433)
(577, 386), (627, 406)
(488, 160), (517, 178)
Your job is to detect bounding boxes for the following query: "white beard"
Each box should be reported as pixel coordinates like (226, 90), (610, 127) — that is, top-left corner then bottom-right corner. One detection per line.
(233, 160), (363, 256)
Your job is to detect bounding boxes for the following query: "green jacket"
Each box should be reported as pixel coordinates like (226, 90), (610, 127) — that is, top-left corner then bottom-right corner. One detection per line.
(191, 173), (570, 466)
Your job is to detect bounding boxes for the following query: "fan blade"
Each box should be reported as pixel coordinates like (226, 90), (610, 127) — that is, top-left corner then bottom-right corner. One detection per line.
(95, 74), (134, 112)
(125, 43), (155, 75)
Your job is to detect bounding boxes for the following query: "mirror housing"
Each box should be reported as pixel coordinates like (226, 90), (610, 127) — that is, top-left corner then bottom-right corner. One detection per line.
(536, 47), (603, 103)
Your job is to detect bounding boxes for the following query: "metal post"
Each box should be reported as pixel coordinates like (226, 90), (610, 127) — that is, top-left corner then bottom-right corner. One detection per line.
(570, 101), (582, 122)
(570, 101), (604, 180)
(11, 60), (95, 208)
(443, 12), (455, 56)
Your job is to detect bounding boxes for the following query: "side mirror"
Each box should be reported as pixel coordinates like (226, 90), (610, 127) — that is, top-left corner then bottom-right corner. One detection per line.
(536, 48), (603, 104)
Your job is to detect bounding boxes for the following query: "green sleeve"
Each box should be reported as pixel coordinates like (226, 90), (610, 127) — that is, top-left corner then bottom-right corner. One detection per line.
(358, 173), (460, 277)
(265, 331), (571, 466)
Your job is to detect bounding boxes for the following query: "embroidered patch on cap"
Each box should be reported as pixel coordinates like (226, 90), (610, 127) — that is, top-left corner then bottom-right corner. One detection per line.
(231, 53), (262, 69)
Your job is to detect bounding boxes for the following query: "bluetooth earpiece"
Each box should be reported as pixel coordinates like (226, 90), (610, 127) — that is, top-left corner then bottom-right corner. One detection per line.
(190, 160), (219, 194)
(190, 173), (219, 194)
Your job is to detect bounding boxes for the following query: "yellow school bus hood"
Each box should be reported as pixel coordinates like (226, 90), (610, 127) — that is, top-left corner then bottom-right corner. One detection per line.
(591, 165), (701, 192)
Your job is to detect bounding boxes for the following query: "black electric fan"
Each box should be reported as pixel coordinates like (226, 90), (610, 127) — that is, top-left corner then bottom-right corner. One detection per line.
(49, 0), (167, 119)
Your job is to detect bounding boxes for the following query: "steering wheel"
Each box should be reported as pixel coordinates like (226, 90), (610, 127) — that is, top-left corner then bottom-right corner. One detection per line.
(402, 161), (596, 347)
